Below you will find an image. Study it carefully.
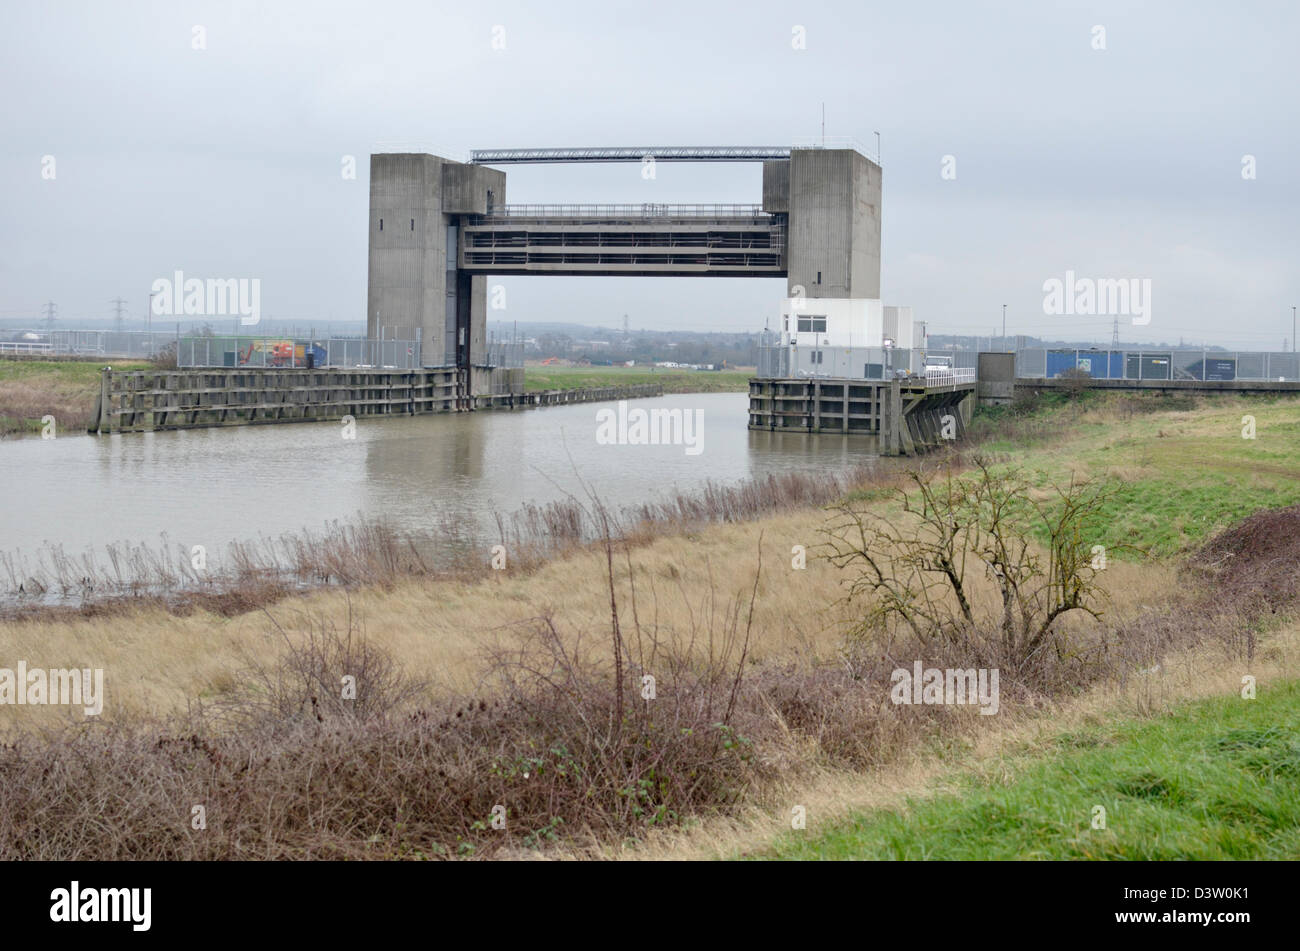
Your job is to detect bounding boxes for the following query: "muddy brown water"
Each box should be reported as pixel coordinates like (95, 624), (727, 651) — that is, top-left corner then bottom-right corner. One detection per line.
(0, 393), (876, 566)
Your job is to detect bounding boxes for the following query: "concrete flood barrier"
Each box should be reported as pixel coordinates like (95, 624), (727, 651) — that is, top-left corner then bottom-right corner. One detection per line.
(748, 377), (976, 456)
(89, 367), (664, 435)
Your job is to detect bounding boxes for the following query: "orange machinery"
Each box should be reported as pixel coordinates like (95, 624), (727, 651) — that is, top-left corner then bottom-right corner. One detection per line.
(239, 340), (300, 367)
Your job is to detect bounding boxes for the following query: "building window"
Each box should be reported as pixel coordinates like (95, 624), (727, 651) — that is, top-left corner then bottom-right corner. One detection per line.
(379, 218), (383, 231)
(812, 350), (823, 364)
(797, 316), (827, 334)
(410, 219), (415, 230)
(816, 271), (822, 284)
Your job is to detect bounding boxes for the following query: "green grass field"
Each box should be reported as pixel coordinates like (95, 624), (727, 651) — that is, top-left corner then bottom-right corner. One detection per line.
(523, 364), (751, 394)
(844, 392), (1300, 565)
(752, 681), (1300, 860)
(0, 358), (150, 386)
(970, 392), (1300, 560)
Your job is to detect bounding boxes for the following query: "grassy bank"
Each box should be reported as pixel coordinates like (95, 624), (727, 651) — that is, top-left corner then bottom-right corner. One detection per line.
(970, 391), (1300, 558)
(0, 358), (150, 434)
(524, 363), (751, 394)
(753, 682), (1300, 860)
(1, 390), (1298, 858)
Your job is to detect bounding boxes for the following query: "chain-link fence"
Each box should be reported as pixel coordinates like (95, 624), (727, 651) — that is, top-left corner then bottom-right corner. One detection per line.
(1016, 348), (1300, 382)
(177, 336), (422, 369)
(756, 345), (979, 380)
(715, 342), (1300, 384)
(755, 344), (1300, 384)
(483, 341), (524, 368)
(758, 346), (925, 379)
(19, 330), (177, 358)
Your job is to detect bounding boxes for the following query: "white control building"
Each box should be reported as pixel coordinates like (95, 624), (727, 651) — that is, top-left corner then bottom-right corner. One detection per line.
(776, 298), (926, 351)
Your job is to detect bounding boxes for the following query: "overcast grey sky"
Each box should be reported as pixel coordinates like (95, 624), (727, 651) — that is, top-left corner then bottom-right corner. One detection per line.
(3, 0), (1297, 346)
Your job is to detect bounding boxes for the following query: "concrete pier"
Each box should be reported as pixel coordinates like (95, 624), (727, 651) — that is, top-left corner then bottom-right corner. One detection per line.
(748, 377), (975, 455)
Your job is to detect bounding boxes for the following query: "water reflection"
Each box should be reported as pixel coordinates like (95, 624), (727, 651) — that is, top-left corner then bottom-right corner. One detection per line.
(0, 393), (877, 557)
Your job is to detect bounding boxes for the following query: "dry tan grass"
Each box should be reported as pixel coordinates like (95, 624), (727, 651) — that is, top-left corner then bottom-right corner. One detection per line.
(0, 378), (96, 433)
(0, 510), (835, 728)
(606, 619), (1299, 861)
(0, 492), (1171, 737)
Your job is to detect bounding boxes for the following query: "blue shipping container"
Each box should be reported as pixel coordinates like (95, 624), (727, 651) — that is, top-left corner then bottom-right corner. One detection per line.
(1047, 350), (1122, 379)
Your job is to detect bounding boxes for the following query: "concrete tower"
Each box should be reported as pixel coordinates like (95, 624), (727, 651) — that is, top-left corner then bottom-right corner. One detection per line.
(763, 147), (882, 300)
(366, 153), (505, 369)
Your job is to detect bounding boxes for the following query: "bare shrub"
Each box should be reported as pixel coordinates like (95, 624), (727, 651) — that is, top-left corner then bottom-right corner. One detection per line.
(1009, 389), (1044, 416)
(823, 458), (1132, 676)
(150, 343), (178, 369)
(198, 603), (428, 732)
(1058, 366), (1092, 402)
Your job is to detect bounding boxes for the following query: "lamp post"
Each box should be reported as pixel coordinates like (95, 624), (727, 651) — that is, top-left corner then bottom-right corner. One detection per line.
(1002, 304), (1007, 352)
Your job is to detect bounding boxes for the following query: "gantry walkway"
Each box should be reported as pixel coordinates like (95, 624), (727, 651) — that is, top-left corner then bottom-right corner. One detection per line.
(459, 204), (786, 277)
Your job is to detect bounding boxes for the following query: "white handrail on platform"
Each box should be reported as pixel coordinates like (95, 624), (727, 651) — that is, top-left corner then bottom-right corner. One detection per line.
(0, 341), (53, 354)
(924, 367), (976, 386)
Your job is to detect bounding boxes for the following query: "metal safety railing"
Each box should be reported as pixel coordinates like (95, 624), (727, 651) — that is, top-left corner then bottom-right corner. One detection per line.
(478, 203), (769, 219)
(924, 367), (977, 386)
(1, 330), (176, 359)
(0, 341), (53, 354)
(55, 330), (179, 358)
(789, 136), (880, 164)
(469, 146), (792, 164)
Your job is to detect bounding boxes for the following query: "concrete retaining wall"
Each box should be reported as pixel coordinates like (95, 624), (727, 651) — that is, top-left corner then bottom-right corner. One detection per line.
(1015, 377), (1300, 396)
(977, 352), (1016, 406)
(90, 367), (667, 435)
(91, 366), (524, 434)
(748, 376), (975, 455)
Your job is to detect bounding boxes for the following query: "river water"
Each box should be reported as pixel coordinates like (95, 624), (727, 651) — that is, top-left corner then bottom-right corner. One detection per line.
(0, 393), (876, 561)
